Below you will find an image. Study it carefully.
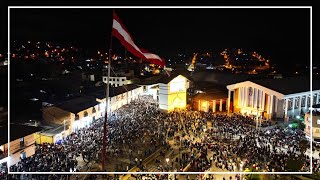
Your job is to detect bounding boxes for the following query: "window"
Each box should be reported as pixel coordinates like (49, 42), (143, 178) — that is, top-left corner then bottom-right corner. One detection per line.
(288, 100), (293, 110)
(301, 96), (306, 107)
(92, 108), (96, 113)
(75, 114), (79, 120)
(122, 79), (125, 81)
(317, 119), (320, 125)
(20, 138), (24, 148)
(316, 129), (320, 133)
(308, 117), (311, 122)
(117, 79), (119, 81)
(84, 111), (88, 117)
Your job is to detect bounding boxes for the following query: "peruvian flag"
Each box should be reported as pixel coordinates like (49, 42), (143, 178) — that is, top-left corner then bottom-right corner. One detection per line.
(112, 11), (165, 67)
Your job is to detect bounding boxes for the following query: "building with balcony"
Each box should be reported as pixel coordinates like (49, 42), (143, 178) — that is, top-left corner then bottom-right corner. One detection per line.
(226, 77), (320, 120)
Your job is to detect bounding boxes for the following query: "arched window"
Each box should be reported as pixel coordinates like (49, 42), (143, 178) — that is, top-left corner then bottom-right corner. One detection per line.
(75, 114), (79, 120)
(84, 111), (88, 117)
(92, 107), (96, 113)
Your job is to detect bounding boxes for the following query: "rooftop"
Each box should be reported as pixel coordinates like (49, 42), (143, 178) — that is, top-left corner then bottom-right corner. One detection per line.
(139, 72), (192, 85)
(85, 84), (140, 100)
(252, 76), (320, 95)
(0, 124), (41, 145)
(193, 90), (228, 101)
(41, 125), (65, 136)
(192, 71), (262, 86)
(55, 96), (99, 114)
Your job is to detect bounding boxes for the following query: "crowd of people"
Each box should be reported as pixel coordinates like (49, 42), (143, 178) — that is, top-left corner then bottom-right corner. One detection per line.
(1, 95), (320, 180)
(6, 96), (169, 179)
(0, 163), (7, 179)
(162, 110), (319, 175)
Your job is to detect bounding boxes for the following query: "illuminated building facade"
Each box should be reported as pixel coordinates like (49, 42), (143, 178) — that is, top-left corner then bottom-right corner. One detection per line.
(42, 85), (143, 142)
(227, 77), (320, 120)
(304, 110), (320, 143)
(140, 84), (159, 101)
(96, 84), (143, 113)
(42, 97), (101, 134)
(0, 125), (40, 166)
(103, 76), (129, 87)
(193, 91), (228, 112)
(159, 75), (190, 112)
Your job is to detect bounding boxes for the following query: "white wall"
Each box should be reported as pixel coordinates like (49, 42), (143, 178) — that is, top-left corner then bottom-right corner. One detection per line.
(159, 75), (189, 112)
(98, 86), (144, 115)
(102, 76), (128, 87)
(140, 84), (159, 101)
(159, 83), (169, 111)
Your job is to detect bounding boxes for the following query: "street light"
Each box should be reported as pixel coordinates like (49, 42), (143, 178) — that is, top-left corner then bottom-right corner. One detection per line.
(166, 158), (170, 171)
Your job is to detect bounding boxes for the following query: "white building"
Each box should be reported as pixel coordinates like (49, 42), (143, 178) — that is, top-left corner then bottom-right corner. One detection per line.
(41, 85), (144, 142)
(140, 84), (159, 102)
(226, 77), (320, 120)
(139, 74), (190, 112)
(103, 76), (129, 87)
(102, 70), (134, 87)
(95, 84), (143, 114)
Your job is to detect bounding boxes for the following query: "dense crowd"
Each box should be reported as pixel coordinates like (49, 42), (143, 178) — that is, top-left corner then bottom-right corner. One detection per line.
(0, 163), (7, 179)
(163, 110), (319, 174)
(7, 96), (168, 179)
(1, 95), (320, 180)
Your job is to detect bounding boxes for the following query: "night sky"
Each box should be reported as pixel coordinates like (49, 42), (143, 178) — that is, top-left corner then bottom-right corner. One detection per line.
(10, 8), (312, 67)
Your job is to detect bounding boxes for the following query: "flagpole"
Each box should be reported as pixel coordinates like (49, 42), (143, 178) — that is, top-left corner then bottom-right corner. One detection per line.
(102, 11), (113, 172)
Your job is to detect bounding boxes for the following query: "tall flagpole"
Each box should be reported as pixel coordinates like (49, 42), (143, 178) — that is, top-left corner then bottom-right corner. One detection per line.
(102, 11), (113, 172)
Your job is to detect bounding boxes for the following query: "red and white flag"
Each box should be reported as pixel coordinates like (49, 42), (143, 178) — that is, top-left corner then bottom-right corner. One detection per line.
(112, 11), (165, 67)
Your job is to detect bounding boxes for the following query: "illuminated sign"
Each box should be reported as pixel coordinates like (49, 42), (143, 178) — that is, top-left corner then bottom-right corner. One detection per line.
(170, 76), (186, 93)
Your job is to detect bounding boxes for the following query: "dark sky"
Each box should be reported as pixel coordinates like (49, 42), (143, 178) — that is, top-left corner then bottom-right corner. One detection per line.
(10, 8), (311, 66)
